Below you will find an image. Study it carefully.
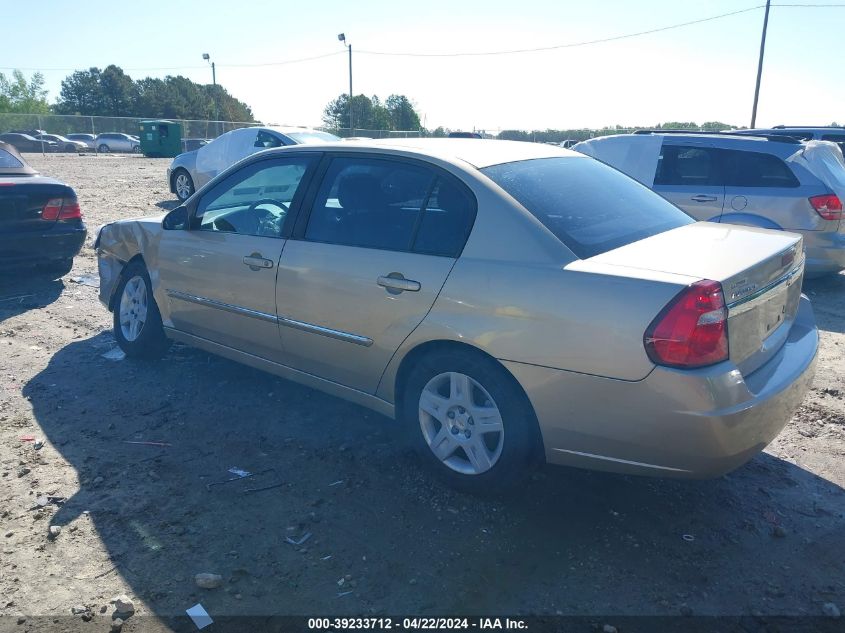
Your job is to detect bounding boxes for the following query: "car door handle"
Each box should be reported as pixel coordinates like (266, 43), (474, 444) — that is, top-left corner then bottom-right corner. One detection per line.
(378, 274), (421, 293)
(691, 195), (718, 202)
(243, 254), (274, 270)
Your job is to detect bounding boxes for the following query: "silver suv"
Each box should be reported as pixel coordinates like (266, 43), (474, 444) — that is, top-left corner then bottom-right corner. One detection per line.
(94, 133), (140, 153)
(575, 131), (845, 276)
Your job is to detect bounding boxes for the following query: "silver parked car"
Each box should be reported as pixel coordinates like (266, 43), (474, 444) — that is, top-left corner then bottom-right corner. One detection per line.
(96, 139), (818, 492)
(167, 126), (340, 201)
(65, 132), (97, 149)
(94, 133), (141, 153)
(66, 133), (97, 149)
(35, 134), (88, 152)
(575, 132), (845, 276)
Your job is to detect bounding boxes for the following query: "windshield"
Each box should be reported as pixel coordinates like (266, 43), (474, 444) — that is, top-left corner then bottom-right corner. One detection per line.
(286, 131), (340, 144)
(482, 157), (694, 259)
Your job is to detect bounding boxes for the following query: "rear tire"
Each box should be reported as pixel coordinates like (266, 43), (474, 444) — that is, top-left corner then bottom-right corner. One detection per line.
(98, 144), (109, 153)
(112, 262), (170, 360)
(400, 349), (540, 494)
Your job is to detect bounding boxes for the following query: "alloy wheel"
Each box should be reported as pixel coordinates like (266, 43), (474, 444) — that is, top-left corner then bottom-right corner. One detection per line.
(118, 276), (148, 342)
(418, 371), (505, 475)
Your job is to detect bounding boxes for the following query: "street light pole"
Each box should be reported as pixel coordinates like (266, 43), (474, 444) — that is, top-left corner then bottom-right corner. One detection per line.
(203, 53), (219, 133)
(338, 33), (353, 135)
(750, 0), (771, 129)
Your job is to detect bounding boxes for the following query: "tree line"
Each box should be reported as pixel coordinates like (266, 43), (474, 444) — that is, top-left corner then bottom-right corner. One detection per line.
(0, 67), (255, 122)
(322, 93), (422, 133)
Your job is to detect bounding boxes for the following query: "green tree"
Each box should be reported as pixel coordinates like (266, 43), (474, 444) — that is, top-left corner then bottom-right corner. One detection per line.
(323, 93), (421, 134)
(55, 66), (255, 121)
(385, 94), (421, 131)
(0, 70), (50, 114)
(55, 68), (104, 115)
(99, 65), (137, 116)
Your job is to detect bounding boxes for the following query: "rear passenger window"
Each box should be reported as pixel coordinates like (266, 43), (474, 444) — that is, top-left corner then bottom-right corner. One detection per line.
(412, 178), (476, 257)
(723, 150), (799, 188)
(306, 157), (434, 252)
(655, 146), (721, 186)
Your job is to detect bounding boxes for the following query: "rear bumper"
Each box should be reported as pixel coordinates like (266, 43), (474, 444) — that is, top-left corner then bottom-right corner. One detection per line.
(803, 230), (845, 275)
(505, 295), (818, 478)
(0, 223), (87, 269)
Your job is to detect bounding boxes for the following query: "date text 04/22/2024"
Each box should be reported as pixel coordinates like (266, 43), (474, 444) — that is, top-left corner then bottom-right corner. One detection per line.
(307, 618), (528, 630)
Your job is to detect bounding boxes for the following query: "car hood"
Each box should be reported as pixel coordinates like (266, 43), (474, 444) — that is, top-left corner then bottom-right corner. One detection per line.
(170, 150), (198, 169)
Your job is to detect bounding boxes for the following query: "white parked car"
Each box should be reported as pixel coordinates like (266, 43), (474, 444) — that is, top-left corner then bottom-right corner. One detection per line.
(167, 126), (339, 201)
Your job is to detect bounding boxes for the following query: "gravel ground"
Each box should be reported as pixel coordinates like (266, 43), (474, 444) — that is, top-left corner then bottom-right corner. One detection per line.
(1, 154), (844, 631)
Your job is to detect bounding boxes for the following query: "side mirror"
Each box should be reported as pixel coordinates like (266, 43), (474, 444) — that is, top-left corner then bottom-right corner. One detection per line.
(163, 206), (189, 230)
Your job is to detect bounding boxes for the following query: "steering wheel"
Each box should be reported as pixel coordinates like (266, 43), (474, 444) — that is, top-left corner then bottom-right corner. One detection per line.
(247, 198), (289, 236)
(247, 198), (289, 215)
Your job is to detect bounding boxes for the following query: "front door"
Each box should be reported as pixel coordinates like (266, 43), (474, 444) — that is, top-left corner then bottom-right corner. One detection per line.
(157, 154), (316, 362)
(275, 155), (476, 393)
(653, 143), (725, 221)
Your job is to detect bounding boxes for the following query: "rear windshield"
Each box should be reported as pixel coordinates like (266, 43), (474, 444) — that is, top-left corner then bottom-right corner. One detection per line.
(0, 148), (24, 169)
(482, 157), (694, 258)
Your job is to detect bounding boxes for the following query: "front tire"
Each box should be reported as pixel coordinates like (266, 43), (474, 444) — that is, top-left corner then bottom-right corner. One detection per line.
(401, 349), (540, 494)
(98, 144), (109, 153)
(173, 169), (195, 201)
(113, 262), (170, 359)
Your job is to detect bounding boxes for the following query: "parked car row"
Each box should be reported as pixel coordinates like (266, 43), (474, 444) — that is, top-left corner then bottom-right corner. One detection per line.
(0, 130), (141, 153)
(93, 137), (821, 492)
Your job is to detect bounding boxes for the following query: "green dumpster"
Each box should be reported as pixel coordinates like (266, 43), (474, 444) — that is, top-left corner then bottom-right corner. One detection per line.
(139, 120), (182, 158)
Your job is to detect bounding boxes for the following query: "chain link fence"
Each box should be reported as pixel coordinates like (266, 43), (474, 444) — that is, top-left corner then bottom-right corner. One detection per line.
(0, 113), (260, 141)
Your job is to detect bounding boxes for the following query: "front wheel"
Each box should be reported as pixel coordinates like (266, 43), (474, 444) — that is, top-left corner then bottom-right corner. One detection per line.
(113, 262), (170, 359)
(173, 169), (195, 201)
(132, 145), (142, 153)
(98, 144), (109, 153)
(401, 349), (540, 494)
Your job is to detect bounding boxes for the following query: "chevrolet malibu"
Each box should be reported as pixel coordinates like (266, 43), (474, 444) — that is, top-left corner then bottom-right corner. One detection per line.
(95, 139), (818, 491)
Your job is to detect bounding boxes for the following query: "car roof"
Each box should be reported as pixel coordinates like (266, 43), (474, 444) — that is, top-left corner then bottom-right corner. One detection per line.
(273, 138), (572, 169)
(605, 131), (803, 157)
(0, 141), (37, 175)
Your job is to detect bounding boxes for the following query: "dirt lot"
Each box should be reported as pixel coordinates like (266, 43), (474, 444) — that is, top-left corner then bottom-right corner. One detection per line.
(1, 154), (844, 631)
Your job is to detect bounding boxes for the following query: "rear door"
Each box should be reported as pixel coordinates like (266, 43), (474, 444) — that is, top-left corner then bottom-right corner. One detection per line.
(653, 143), (725, 221)
(721, 148), (812, 231)
(275, 154), (476, 393)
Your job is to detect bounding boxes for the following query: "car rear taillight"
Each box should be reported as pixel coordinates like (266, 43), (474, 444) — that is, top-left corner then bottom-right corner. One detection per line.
(809, 194), (842, 221)
(42, 197), (82, 221)
(644, 280), (729, 369)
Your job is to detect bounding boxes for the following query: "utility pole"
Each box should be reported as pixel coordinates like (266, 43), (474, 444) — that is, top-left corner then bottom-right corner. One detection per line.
(338, 34), (353, 135)
(750, 0), (771, 129)
(203, 53), (219, 133)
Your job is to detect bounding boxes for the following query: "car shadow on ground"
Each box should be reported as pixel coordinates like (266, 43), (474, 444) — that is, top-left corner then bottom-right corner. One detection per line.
(23, 334), (845, 622)
(0, 273), (65, 324)
(804, 273), (845, 334)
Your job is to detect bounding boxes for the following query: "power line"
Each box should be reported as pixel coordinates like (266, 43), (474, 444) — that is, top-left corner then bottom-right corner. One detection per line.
(0, 51), (345, 73)
(357, 5), (767, 58)
(2, 3), (842, 73)
(356, 2), (845, 58)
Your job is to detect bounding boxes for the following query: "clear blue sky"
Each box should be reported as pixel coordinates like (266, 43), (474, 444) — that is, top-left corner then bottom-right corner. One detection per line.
(4, 0), (844, 131)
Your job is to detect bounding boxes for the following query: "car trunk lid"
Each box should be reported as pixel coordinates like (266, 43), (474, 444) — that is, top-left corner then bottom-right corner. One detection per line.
(0, 176), (69, 233)
(589, 222), (804, 374)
